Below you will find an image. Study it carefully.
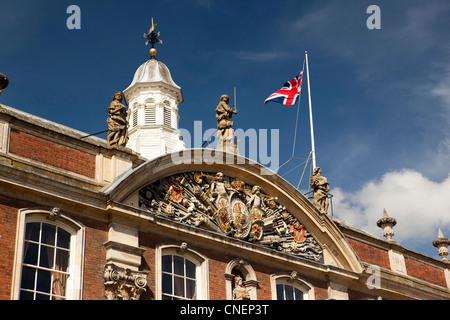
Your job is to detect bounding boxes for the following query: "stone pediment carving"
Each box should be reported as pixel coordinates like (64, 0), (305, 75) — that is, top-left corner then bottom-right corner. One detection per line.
(138, 171), (323, 263)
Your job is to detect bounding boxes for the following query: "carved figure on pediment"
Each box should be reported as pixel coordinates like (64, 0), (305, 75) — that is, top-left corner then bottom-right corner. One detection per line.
(247, 185), (264, 222)
(210, 172), (231, 204)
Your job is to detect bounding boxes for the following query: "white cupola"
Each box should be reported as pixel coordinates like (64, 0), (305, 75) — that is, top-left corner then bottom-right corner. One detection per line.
(123, 57), (185, 160)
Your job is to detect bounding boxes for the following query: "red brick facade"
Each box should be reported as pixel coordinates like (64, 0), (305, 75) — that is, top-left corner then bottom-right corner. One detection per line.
(405, 257), (447, 288)
(0, 202), (19, 300)
(346, 238), (391, 269)
(9, 129), (96, 179)
(77, 216), (108, 300)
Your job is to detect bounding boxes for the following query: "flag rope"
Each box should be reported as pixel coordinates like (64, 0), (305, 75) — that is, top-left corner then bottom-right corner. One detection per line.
(273, 59), (305, 173)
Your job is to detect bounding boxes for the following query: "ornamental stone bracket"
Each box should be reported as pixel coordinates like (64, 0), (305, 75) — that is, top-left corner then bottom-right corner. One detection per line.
(104, 263), (148, 300)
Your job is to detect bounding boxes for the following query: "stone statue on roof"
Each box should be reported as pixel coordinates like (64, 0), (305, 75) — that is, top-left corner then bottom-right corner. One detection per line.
(215, 94), (238, 154)
(310, 167), (330, 213)
(107, 92), (129, 148)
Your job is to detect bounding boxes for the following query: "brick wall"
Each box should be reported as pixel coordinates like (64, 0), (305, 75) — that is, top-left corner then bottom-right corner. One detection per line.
(140, 232), (156, 300)
(0, 202), (19, 299)
(0, 196), (41, 300)
(404, 257), (447, 288)
(9, 128), (96, 178)
(76, 216), (108, 300)
(347, 238), (391, 269)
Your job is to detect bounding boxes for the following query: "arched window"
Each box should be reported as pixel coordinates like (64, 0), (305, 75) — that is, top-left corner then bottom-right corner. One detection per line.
(12, 208), (85, 300)
(156, 244), (209, 300)
(270, 272), (314, 300)
(276, 283), (304, 300)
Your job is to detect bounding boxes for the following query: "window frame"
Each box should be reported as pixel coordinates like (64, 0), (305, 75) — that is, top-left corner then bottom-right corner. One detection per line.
(270, 273), (314, 300)
(161, 255), (197, 300)
(275, 282), (304, 300)
(155, 244), (209, 300)
(11, 209), (85, 300)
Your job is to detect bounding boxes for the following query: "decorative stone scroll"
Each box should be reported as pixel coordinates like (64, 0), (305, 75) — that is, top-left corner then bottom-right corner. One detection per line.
(104, 263), (148, 300)
(138, 171), (323, 263)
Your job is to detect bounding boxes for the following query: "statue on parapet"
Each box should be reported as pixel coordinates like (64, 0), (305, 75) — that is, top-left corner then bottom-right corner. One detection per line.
(215, 94), (238, 154)
(310, 167), (330, 213)
(107, 92), (129, 148)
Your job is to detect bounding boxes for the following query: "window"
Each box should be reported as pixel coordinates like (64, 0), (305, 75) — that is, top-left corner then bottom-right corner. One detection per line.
(12, 209), (85, 300)
(276, 283), (304, 300)
(156, 244), (209, 300)
(20, 222), (71, 300)
(161, 255), (196, 300)
(270, 273), (314, 300)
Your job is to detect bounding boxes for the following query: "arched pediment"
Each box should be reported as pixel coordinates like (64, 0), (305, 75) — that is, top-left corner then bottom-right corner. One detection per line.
(104, 149), (364, 273)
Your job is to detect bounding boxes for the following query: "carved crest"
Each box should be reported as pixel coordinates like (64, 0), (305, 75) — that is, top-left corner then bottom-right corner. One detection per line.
(138, 171), (323, 262)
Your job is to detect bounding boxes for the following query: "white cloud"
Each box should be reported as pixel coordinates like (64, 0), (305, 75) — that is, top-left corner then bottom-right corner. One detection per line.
(431, 66), (450, 110)
(332, 169), (450, 248)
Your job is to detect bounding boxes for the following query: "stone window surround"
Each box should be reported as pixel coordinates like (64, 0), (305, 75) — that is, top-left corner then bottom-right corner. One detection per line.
(154, 243), (209, 300)
(224, 258), (259, 300)
(270, 272), (315, 300)
(11, 208), (85, 300)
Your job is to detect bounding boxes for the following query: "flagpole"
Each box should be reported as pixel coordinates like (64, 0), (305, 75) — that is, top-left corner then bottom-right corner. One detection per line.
(305, 51), (317, 170)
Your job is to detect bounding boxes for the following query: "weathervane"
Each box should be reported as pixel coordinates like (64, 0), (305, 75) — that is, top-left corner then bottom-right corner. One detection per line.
(143, 17), (163, 59)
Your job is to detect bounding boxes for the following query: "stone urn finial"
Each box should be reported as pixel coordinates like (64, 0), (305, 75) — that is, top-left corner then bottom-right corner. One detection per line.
(377, 208), (397, 242)
(432, 228), (450, 261)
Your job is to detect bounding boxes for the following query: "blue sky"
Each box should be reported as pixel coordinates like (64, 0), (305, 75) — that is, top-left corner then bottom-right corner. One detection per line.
(2, 0), (450, 259)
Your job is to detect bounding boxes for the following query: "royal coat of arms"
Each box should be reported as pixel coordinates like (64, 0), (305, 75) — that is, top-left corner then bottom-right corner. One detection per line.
(138, 171), (323, 262)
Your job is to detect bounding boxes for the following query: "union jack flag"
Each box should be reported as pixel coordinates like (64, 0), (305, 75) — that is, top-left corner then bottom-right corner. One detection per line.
(264, 60), (305, 106)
